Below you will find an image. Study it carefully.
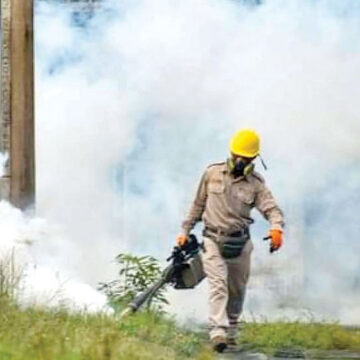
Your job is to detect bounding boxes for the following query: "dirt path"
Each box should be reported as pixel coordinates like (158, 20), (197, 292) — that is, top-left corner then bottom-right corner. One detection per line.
(217, 349), (360, 360)
(218, 351), (268, 359)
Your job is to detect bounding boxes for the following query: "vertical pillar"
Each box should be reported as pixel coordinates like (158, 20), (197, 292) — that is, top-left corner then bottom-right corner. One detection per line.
(0, 0), (35, 209)
(0, 0), (12, 201)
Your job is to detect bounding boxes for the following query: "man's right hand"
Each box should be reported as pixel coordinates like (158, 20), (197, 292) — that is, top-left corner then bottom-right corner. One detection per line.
(176, 234), (188, 247)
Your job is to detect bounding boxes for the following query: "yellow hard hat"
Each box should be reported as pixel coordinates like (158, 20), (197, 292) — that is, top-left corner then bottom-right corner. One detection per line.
(229, 129), (260, 158)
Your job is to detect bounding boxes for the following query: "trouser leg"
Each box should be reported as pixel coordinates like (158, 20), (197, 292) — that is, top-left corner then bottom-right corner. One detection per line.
(202, 237), (228, 339)
(226, 240), (253, 340)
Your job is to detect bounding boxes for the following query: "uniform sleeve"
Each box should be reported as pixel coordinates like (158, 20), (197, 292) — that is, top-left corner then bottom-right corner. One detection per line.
(254, 180), (285, 230)
(181, 170), (208, 235)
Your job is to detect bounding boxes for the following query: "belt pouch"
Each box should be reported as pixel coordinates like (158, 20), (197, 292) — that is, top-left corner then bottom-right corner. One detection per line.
(220, 238), (248, 259)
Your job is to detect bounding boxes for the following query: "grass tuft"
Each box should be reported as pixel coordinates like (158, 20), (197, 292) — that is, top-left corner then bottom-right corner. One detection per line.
(0, 298), (213, 360)
(240, 321), (360, 354)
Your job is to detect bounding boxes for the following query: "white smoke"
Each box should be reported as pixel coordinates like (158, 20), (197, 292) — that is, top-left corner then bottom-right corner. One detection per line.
(0, 200), (109, 311)
(5, 0), (356, 322)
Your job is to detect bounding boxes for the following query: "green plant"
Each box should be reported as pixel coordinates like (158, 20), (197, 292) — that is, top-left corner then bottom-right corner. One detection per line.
(0, 249), (24, 302)
(98, 253), (168, 311)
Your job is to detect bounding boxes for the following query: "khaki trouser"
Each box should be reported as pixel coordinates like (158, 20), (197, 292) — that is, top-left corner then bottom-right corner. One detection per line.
(202, 236), (253, 340)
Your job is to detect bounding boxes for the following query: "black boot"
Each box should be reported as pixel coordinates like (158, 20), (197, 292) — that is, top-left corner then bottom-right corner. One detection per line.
(212, 336), (227, 353)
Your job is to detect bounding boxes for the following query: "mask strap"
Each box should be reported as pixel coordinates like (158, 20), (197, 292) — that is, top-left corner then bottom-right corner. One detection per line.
(259, 154), (268, 171)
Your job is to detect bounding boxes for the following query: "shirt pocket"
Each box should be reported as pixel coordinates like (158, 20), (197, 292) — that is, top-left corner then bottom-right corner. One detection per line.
(236, 189), (255, 206)
(208, 180), (225, 194)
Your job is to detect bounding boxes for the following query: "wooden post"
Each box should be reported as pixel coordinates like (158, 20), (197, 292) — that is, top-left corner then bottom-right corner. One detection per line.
(0, 0), (35, 209)
(0, 0), (12, 201)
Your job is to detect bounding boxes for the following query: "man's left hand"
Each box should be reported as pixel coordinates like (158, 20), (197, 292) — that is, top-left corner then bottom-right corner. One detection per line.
(268, 229), (283, 252)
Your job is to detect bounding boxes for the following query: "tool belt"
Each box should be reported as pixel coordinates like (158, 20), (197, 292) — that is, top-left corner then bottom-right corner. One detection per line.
(202, 226), (250, 259)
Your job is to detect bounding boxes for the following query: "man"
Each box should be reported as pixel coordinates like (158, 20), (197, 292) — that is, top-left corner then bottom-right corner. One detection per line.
(176, 129), (284, 353)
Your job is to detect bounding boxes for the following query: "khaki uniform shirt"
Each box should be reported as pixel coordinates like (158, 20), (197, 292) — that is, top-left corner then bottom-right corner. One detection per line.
(181, 162), (284, 235)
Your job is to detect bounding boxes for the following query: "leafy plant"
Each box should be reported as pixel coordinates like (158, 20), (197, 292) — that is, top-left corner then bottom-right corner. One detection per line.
(99, 253), (168, 311)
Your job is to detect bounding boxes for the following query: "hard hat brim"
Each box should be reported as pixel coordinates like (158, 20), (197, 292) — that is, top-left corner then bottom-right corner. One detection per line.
(230, 149), (260, 158)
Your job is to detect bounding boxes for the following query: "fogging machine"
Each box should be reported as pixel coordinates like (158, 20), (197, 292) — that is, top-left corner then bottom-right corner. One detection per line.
(121, 234), (205, 315)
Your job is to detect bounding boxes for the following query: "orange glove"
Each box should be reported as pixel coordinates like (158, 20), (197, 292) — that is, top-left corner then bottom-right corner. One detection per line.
(269, 229), (283, 252)
(176, 234), (188, 247)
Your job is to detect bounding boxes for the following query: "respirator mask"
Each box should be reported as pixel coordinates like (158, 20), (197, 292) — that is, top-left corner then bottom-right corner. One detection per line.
(227, 156), (255, 178)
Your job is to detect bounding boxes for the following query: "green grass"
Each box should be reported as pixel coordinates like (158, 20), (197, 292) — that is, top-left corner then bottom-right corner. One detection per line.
(0, 296), (213, 360)
(1, 294), (360, 359)
(240, 321), (360, 354)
